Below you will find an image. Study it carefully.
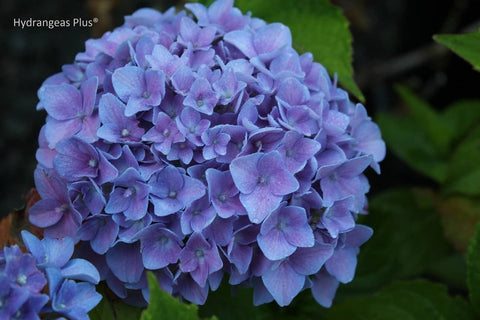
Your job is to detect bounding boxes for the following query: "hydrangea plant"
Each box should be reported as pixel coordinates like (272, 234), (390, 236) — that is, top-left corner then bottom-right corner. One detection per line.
(20, 0), (385, 314)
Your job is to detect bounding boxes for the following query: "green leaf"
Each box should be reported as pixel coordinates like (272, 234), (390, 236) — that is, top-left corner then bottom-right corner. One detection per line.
(434, 31), (480, 71)
(141, 272), (217, 320)
(199, 280), (273, 320)
(90, 298), (115, 320)
(342, 188), (450, 294)
(326, 280), (475, 320)
(232, 0), (364, 101)
(435, 196), (480, 252)
(441, 100), (480, 144)
(445, 125), (480, 196)
(426, 253), (467, 290)
(377, 113), (447, 182)
(89, 284), (143, 320)
(467, 222), (480, 315)
(396, 86), (453, 155)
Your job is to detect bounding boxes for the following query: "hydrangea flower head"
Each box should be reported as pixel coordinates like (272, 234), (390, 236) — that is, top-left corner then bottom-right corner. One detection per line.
(32, 0), (385, 308)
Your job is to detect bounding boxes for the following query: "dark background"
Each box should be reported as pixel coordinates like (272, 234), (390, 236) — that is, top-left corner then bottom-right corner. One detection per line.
(1, 0), (480, 217)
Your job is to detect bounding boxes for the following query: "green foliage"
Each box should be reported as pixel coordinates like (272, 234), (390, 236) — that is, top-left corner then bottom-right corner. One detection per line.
(341, 188), (451, 294)
(434, 31), (480, 72)
(395, 86), (453, 155)
(141, 272), (217, 320)
(199, 281), (273, 320)
(467, 223), (480, 316)
(89, 285), (143, 320)
(193, 0), (364, 101)
(444, 125), (480, 196)
(426, 253), (468, 290)
(377, 112), (448, 182)
(325, 280), (475, 320)
(378, 86), (480, 188)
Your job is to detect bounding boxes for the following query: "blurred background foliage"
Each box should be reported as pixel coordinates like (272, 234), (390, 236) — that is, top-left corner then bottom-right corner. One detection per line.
(2, 0), (480, 319)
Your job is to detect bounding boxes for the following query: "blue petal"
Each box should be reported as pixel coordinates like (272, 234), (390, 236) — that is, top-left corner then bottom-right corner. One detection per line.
(240, 186), (282, 224)
(106, 242), (144, 283)
(262, 260), (304, 306)
(61, 258), (100, 284)
(311, 270), (340, 308)
(39, 84), (81, 120)
(257, 228), (295, 261)
(325, 248), (358, 284)
(112, 66), (145, 102)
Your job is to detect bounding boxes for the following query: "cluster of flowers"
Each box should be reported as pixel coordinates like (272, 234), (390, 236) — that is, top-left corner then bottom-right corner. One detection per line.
(30, 0), (385, 309)
(0, 231), (101, 319)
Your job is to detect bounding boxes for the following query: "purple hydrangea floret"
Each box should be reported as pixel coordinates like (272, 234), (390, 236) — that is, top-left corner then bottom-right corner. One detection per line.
(32, 0), (385, 308)
(0, 231), (101, 319)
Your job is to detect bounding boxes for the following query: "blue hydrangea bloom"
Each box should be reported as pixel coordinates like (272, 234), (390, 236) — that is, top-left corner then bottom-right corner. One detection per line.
(0, 232), (101, 319)
(32, 0), (385, 308)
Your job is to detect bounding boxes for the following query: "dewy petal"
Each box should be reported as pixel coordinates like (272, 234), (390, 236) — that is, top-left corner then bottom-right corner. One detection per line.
(223, 29), (256, 58)
(230, 153), (262, 194)
(39, 83), (82, 120)
(54, 137), (98, 181)
(139, 225), (181, 269)
(262, 260), (305, 306)
(254, 23), (292, 57)
(336, 155), (372, 179)
(257, 151), (299, 196)
(112, 66), (146, 102)
(353, 120), (386, 162)
(282, 208), (314, 248)
(45, 117), (83, 148)
(257, 228), (296, 261)
(80, 76), (99, 115)
(240, 186), (282, 224)
(322, 197), (356, 238)
(276, 77), (310, 106)
(98, 93), (127, 127)
(105, 187), (131, 214)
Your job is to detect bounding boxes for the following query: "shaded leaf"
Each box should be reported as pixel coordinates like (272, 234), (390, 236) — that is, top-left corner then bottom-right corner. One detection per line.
(199, 280), (273, 320)
(467, 222), (480, 316)
(326, 280), (475, 320)
(396, 86), (453, 155)
(90, 298), (115, 320)
(445, 126), (480, 196)
(90, 284), (143, 320)
(233, 0), (364, 101)
(377, 113), (447, 182)
(441, 100), (480, 144)
(434, 31), (480, 71)
(435, 196), (480, 252)
(141, 272), (216, 320)
(426, 253), (467, 290)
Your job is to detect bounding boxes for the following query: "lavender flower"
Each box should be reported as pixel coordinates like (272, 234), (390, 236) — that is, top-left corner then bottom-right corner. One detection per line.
(32, 0), (385, 309)
(0, 232), (101, 320)
(230, 151), (299, 223)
